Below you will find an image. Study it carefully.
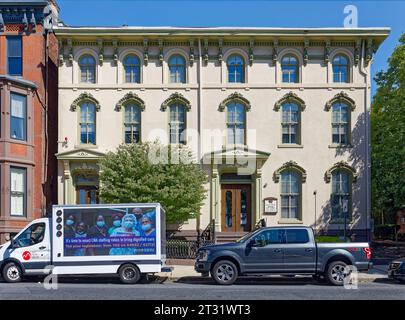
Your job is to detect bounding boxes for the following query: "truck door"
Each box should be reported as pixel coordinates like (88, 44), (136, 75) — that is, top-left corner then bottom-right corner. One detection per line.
(243, 229), (284, 272)
(283, 229), (316, 273)
(7, 221), (51, 273)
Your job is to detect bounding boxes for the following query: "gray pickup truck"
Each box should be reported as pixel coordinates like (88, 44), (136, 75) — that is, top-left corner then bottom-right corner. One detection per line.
(195, 226), (372, 286)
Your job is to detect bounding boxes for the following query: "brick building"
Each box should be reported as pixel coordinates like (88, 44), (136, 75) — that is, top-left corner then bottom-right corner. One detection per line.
(0, 0), (59, 243)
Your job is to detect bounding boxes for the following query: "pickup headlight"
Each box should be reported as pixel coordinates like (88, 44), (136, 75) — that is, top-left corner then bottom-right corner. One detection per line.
(197, 250), (210, 261)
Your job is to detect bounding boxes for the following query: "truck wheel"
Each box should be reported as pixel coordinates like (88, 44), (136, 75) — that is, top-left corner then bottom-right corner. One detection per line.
(118, 264), (141, 284)
(2, 262), (23, 283)
(211, 260), (238, 285)
(326, 261), (350, 286)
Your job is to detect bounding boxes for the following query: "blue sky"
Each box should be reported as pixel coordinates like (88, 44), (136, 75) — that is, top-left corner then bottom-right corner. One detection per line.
(57, 0), (405, 97)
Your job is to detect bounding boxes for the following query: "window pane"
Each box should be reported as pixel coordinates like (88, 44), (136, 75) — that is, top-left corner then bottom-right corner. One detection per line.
(10, 168), (26, 217)
(285, 229), (309, 244)
(8, 57), (23, 76)
(10, 93), (27, 140)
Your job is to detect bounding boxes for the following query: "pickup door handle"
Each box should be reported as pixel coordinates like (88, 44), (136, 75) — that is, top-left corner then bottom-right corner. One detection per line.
(274, 249), (282, 253)
(39, 246), (47, 250)
(305, 248), (313, 252)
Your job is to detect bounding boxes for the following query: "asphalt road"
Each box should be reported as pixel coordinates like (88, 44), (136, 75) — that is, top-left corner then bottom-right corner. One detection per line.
(0, 276), (404, 300)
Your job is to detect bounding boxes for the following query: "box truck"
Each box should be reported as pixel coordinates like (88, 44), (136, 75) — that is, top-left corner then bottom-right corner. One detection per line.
(0, 203), (170, 284)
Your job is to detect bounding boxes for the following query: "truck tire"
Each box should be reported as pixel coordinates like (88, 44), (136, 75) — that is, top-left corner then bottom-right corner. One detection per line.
(118, 264), (141, 284)
(2, 262), (23, 283)
(326, 261), (350, 286)
(211, 260), (238, 285)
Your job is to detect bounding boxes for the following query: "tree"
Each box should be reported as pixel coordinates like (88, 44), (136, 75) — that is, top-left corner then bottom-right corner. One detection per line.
(99, 141), (208, 224)
(371, 33), (405, 224)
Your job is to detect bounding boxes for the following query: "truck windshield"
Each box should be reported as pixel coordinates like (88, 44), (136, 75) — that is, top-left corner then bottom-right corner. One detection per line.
(235, 228), (262, 243)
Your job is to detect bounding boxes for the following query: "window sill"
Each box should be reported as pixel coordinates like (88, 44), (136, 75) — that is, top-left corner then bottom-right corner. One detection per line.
(277, 144), (303, 148)
(328, 144), (353, 149)
(74, 144), (99, 149)
(277, 219), (303, 224)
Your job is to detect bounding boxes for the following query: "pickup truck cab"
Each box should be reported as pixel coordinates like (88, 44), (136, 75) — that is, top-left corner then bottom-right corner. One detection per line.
(195, 226), (372, 286)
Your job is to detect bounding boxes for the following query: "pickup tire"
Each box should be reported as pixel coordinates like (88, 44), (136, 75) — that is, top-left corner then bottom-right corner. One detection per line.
(211, 260), (238, 285)
(326, 261), (350, 286)
(2, 262), (23, 283)
(118, 264), (141, 284)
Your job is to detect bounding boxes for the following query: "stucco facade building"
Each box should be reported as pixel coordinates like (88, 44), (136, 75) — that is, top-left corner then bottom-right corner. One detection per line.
(55, 26), (389, 241)
(0, 0), (59, 243)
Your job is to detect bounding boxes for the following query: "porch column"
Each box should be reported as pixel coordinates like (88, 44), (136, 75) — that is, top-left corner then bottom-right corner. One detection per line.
(254, 168), (263, 223)
(211, 166), (220, 231)
(62, 160), (72, 204)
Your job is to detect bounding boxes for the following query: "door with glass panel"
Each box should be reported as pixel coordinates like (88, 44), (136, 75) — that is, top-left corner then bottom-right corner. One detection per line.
(76, 186), (99, 204)
(221, 184), (251, 232)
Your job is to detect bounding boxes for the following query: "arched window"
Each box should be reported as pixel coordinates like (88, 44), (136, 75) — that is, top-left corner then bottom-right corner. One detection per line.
(169, 103), (186, 144)
(79, 102), (96, 144)
(280, 170), (301, 220)
(332, 102), (349, 145)
(123, 54), (141, 83)
(79, 55), (96, 83)
(331, 170), (351, 222)
(124, 104), (141, 143)
(332, 54), (349, 83)
(281, 102), (300, 144)
(227, 54), (245, 83)
(168, 55), (186, 83)
(226, 102), (246, 145)
(281, 55), (299, 83)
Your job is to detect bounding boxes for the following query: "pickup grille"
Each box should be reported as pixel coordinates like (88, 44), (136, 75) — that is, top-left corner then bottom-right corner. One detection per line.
(389, 262), (401, 270)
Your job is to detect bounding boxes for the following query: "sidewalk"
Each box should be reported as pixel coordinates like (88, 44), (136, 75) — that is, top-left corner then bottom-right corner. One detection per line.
(157, 264), (388, 283)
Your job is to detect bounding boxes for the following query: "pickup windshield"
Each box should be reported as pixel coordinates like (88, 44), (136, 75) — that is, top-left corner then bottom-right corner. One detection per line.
(235, 228), (262, 243)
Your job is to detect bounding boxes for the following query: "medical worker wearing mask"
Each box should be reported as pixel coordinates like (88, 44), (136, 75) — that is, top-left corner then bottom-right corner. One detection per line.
(88, 215), (109, 255)
(73, 222), (88, 256)
(140, 214), (156, 237)
(109, 214), (141, 255)
(108, 214), (122, 236)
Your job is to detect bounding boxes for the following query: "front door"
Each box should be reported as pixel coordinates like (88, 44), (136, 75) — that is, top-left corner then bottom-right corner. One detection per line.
(221, 184), (251, 232)
(76, 186), (99, 204)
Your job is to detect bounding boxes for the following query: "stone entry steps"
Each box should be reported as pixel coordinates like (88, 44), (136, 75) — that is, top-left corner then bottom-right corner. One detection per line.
(215, 232), (248, 243)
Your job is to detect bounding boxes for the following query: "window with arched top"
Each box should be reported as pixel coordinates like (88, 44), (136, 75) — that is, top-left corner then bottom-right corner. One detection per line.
(124, 104), (141, 143)
(79, 102), (96, 144)
(168, 55), (186, 83)
(281, 102), (300, 144)
(331, 102), (350, 145)
(169, 103), (186, 144)
(281, 55), (299, 83)
(79, 55), (96, 83)
(227, 54), (245, 83)
(123, 54), (141, 83)
(331, 169), (351, 222)
(226, 102), (246, 145)
(280, 170), (301, 220)
(332, 54), (350, 83)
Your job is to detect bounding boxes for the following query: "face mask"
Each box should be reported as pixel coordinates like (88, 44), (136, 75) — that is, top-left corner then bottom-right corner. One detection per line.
(66, 219), (74, 226)
(96, 221), (105, 228)
(141, 224), (152, 232)
(123, 221), (134, 229)
(113, 220), (121, 227)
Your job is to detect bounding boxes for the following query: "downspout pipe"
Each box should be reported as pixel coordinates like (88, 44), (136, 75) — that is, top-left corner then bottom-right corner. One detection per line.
(196, 38), (203, 238)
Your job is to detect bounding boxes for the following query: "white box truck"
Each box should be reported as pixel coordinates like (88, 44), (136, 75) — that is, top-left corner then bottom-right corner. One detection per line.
(0, 203), (170, 284)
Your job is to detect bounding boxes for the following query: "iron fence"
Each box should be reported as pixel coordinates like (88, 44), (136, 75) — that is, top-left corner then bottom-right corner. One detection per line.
(166, 239), (214, 259)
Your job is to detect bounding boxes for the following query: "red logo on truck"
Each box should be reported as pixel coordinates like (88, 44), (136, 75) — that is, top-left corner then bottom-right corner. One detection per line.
(22, 251), (31, 261)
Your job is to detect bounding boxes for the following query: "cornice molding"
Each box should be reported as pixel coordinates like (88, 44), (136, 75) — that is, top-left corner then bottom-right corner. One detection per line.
(161, 92), (191, 111)
(273, 161), (307, 183)
(218, 92), (251, 112)
(274, 91), (306, 111)
(71, 92), (101, 112)
(115, 92), (145, 111)
(325, 91), (356, 111)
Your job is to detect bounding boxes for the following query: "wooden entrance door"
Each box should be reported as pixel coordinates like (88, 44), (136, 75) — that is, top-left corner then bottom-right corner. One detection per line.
(221, 184), (251, 232)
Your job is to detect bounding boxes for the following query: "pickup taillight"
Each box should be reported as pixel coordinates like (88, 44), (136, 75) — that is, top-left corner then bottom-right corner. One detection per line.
(363, 247), (372, 260)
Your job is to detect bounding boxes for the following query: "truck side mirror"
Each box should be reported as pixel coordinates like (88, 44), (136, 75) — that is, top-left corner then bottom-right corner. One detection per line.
(10, 237), (18, 249)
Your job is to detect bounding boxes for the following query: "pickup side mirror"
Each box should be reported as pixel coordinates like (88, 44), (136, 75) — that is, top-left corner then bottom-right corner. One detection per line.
(248, 238), (265, 247)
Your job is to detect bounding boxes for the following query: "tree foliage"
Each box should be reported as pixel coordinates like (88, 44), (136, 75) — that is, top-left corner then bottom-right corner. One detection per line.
(371, 33), (405, 222)
(99, 141), (208, 224)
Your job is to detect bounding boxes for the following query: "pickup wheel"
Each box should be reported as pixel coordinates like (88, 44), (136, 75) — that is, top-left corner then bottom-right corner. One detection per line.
(211, 260), (238, 285)
(326, 261), (350, 286)
(118, 264), (141, 284)
(2, 262), (23, 283)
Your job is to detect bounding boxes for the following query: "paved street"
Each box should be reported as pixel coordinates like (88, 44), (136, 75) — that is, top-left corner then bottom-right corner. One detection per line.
(0, 276), (403, 300)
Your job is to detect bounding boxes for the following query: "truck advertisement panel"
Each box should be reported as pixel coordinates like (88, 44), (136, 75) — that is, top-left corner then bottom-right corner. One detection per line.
(63, 206), (156, 256)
